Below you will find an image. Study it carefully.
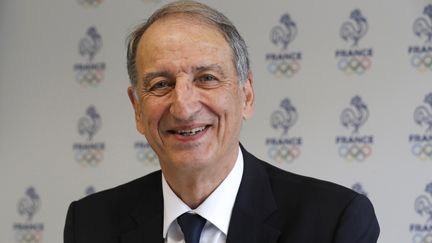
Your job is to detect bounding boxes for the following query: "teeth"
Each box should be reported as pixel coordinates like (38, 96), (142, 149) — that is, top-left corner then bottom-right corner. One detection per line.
(176, 126), (206, 136)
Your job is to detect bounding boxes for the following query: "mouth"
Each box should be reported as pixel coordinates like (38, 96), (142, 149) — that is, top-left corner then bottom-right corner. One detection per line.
(168, 125), (209, 137)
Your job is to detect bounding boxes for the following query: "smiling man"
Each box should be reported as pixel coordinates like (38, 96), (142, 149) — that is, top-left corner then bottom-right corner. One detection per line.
(64, 1), (380, 243)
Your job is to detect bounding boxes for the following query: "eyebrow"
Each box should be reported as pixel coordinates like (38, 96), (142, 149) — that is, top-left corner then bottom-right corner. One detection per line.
(141, 63), (227, 85)
(142, 71), (172, 86)
(192, 64), (227, 79)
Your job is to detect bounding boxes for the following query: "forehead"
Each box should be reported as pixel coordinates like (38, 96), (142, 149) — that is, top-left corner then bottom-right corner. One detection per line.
(136, 15), (232, 71)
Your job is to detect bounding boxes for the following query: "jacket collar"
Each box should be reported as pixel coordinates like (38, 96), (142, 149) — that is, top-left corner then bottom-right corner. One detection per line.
(121, 171), (164, 243)
(226, 145), (281, 243)
(119, 145), (281, 243)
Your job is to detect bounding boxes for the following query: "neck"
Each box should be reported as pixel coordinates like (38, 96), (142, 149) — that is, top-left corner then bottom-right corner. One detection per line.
(162, 151), (238, 209)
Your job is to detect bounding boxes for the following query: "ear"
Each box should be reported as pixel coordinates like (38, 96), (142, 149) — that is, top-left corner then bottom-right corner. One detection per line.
(127, 86), (145, 134)
(241, 71), (254, 120)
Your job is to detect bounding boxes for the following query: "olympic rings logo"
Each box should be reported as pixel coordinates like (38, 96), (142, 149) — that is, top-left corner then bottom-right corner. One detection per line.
(413, 233), (432, 243)
(412, 143), (432, 160)
(75, 69), (104, 87)
(74, 148), (103, 166)
(411, 54), (432, 72)
(338, 144), (372, 162)
(268, 145), (301, 163)
(15, 228), (43, 243)
(77, 0), (103, 8)
(267, 60), (300, 78)
(136, 147), (159, 165)
(337, 56), (371, 75)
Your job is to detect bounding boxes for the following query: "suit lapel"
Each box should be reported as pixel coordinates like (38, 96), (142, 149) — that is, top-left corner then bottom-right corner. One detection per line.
(121, 171), (164, 243)
(226, 146), (281, 243)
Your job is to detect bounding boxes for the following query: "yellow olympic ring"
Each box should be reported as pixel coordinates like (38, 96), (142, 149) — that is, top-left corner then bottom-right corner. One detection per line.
(136, 148), (158, 164)
(77, 0), (103, 7)
(338, 144), (371, 162)
(74, 148), (103, 166)
(413, 233), (432, 243)
(411, 54), (432, 72)
(15, 229), (43, 243)
(412, 143), (432, 160)
(338, 56), (371, 75)
(268, 145), (300, 163)
(75, 69), (104, 87)
(267, 60), (300, 78)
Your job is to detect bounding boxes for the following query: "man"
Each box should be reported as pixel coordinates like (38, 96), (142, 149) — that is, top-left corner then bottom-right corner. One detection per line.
(64, 1), (380, 243)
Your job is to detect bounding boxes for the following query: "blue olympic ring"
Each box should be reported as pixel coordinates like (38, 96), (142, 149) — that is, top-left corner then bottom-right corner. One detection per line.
(75, 69), (104, 87)
(338, 144), (372, 162)
(15, 229), (43, 243)
(136, 148), (159, 164)
(267, 60), (300, 78)
(411, 143), (432, 160)
(77, 0), (103, 7)
(413, 232), (432, 243)
(267, 145), (300, 163)
(337, 56), (371, 75)
(74, 148), (103, 166)
(411, 54), (432, 72)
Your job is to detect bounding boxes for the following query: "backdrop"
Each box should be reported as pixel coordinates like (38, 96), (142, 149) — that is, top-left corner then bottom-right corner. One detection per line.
(1, 0), (432, 242)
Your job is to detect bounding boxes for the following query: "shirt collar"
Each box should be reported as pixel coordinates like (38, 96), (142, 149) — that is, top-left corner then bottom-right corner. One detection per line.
(162, 147), (244, 238)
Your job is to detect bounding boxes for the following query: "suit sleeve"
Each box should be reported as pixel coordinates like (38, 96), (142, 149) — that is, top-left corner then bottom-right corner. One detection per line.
(333, 194), (380, 243)
(64, 202), (76, 243)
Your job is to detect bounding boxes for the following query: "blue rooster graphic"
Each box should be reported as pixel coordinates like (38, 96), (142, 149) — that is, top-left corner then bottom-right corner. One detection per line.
(414, 4), (432, 44)
(341, 96), (369, 134)
(271, 98), (298, 136)
(340, 9), (368, 47)
(414, 93), (432, 133)
(17, 187), (41, 222)
(78, 105), (101, 141)
(415, 183), (432, 223)
(271, 14), (297, 50)
(79, 26), (102, 62)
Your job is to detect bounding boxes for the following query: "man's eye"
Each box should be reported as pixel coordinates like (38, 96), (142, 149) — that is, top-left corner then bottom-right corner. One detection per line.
(197, 75), (217, 83)
(149, 80), (171, 91)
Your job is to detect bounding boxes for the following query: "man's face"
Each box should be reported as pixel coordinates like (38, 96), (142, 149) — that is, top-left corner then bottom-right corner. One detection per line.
(128, 16), (254, 173)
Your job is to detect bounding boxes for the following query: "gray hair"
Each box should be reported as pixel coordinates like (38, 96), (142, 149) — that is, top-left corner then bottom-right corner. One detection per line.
(126, 0), (250, 87)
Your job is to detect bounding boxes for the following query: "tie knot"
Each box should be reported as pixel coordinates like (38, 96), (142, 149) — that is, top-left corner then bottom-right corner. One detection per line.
(177, 213), (206, 243)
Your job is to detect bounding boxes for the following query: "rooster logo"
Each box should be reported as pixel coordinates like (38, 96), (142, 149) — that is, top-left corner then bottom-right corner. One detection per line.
(79, 26), (102, 62)
(415, 182), (432, 223)
(271, 98), (298, 136)
(340, 9), (368, 47)
(341, 96), (369, 134)
(17, 187), (41, 222)
(271, 14), (297, 50)
(414, 4), (432, 43)
(414, 93), (432, 134)
(78, 105), (102, 141)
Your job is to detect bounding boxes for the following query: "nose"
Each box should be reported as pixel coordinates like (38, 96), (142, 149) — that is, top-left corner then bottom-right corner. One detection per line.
(169, 78), (201, 120)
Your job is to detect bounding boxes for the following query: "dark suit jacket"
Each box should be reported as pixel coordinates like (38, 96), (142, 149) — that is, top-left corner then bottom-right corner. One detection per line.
(64, 146), (380, 243)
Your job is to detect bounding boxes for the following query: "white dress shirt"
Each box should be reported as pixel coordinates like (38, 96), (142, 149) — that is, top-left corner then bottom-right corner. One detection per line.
(162, 147), (244, 243)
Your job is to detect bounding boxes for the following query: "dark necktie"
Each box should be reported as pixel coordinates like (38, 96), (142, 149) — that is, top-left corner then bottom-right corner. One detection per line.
(177, 213), (207, 243)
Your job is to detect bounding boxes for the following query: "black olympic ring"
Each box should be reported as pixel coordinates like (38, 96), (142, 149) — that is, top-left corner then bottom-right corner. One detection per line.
(267, 60), (300, 78)
(412, 232), (432, 243)
(411, 143), (432, 160)
(267, 145), (300, 163)
(15, 229), (43, 243)
(74, 148), (103, 166)
(338, 144), (372, 162)
(337, 56), (371, 75)
(411, 54), (432, 72)
(75, 69), (104, 87)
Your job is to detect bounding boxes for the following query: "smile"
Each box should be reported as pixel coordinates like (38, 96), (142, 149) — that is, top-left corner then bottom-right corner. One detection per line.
(170, 126), (208, 137)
